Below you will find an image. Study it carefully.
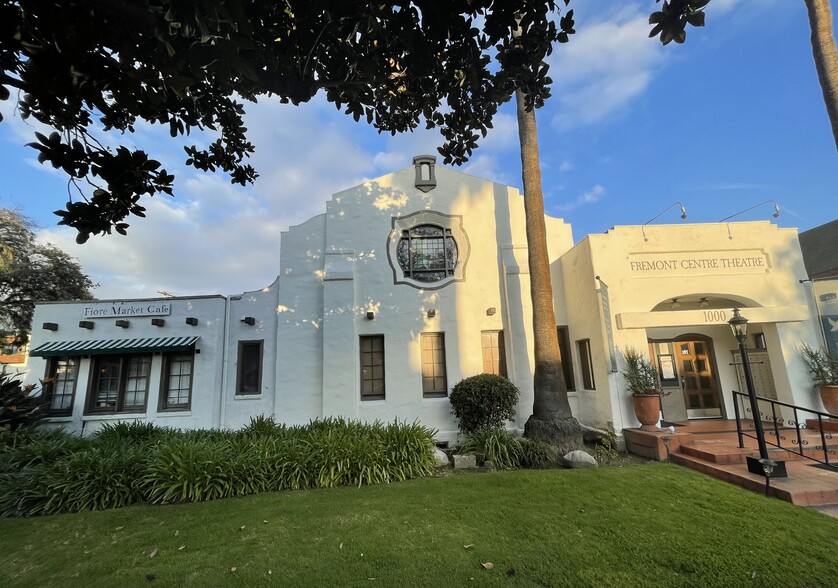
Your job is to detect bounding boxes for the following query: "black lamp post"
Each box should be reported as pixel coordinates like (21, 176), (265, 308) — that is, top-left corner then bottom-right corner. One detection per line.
(728, 308), (786, 478)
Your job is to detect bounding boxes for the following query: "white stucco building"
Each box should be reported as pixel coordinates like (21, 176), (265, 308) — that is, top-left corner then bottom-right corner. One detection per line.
(24, 158), (828, 443)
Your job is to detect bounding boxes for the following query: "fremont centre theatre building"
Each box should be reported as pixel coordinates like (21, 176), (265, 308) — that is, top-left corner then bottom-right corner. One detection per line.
(24, 157), (828, 444)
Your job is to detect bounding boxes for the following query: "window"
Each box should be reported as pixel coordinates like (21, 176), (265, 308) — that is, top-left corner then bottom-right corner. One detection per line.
(87, 355), (151, 413)
(360, 335), (385, 400)
(236, 340), (263, 395)
(160, 351), (193, 410)
(44, 356), (78, 415)
(481, 330), (507, 377)
(421, 332), (448, 397)
(577, 339), (595, 390)
(397, 224), (458, 283)
(387, 211), (469, 289)
(557, 326), (575, 392)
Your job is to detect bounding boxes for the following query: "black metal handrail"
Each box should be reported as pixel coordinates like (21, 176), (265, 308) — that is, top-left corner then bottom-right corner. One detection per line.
(732, 390), (837, 471)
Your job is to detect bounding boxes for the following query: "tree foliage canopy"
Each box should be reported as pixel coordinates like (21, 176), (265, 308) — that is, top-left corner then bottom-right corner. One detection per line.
(0, 0), (584, 243)
(0, 208), (95, 341)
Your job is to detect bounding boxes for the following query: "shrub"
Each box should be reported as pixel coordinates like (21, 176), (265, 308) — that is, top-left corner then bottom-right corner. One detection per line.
(0, 367), (50, 432)
(460, 427), (523, 469)
(91, 421), (169, 446)
(449, 373), (519, 434)
(519, 438), (558, 469)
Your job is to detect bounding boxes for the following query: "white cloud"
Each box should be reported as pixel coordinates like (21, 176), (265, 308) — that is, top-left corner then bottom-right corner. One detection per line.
(558, 160), (574, 173)
(554, 184), (606, 212)
(548, 8), (665, 131)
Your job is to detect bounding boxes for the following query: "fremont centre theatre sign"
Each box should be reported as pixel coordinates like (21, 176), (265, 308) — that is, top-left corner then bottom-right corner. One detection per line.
(81, 301), (172, 319)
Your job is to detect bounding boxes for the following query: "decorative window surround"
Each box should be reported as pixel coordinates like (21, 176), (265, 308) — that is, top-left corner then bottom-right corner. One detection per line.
(387, 211), (470, 290)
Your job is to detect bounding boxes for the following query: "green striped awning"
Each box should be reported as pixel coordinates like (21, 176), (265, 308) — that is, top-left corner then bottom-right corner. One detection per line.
(30, 336), (199, 358)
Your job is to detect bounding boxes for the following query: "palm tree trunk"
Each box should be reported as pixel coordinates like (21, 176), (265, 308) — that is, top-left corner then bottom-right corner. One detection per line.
(515, 89), (583, 452)
(804, 0), (838, 153)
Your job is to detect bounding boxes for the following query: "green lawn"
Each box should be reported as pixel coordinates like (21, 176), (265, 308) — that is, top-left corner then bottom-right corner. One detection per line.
(2, 463), (836, 588)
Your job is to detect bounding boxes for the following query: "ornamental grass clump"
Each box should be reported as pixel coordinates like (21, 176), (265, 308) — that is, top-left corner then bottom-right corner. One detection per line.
(0, 417), (438, 516)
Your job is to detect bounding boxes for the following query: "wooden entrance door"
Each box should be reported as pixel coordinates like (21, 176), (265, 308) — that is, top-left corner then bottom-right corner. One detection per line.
(678, 340), (722, 418)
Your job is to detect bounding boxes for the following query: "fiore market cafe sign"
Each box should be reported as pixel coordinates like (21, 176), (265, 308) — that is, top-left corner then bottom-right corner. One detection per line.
(627, 249), (769, 277)
(81, 301), (172, 319)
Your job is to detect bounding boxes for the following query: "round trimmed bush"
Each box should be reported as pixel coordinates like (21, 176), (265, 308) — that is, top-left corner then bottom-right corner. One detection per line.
(449, 373), (520, 434)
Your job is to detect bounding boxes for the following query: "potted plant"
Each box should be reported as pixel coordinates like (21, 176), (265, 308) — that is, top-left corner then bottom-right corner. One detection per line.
(801, 344), (838, 416)
(622, 347), (663, 431)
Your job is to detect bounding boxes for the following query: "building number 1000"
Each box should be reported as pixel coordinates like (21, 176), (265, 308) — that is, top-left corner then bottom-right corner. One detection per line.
(703, 310), (728, 323)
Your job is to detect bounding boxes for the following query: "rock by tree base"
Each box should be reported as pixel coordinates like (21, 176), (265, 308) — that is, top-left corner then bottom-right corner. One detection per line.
(524, 415), (585, 455)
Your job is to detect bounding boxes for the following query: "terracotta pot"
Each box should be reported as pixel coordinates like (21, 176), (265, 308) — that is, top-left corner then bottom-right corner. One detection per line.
(819, 385), (838, 417)
(632, 394), (661, 431)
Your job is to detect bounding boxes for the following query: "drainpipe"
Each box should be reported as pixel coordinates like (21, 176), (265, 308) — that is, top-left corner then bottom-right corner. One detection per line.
(218, 295), (234, 429)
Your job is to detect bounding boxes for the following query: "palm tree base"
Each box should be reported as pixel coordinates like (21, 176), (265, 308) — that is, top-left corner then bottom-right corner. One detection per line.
(524, 414), (585, 455)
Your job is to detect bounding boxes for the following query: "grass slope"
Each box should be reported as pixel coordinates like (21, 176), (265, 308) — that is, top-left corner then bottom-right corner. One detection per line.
(2, 463), (837, 588)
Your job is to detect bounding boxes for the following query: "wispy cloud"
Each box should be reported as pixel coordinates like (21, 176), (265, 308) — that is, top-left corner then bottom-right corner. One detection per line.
(548, 7), (665, 131)
(554, 184), (606, 212)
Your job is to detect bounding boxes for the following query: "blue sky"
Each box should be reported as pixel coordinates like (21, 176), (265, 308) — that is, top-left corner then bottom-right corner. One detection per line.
(0, 0), (835, 299)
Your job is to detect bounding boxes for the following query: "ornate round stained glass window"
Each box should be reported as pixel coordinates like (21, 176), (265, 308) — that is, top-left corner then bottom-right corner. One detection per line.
(396, 225), (458, 283)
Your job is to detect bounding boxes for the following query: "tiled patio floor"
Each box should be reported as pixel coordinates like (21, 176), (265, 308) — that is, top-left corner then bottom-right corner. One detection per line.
(624, 419), (838, 513)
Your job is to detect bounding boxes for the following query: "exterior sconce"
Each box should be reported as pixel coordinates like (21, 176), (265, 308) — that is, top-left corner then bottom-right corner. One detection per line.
(486, 307), (496, 316)
(151, 318), (165, 327)
(427, 309), (436, 318)
(115, 319), (130, 328)
(699, 297), (709, 308)
(366, 311), (375, 320)
(241, 316), (256, 326)
(185, 317), (199, 326)
(42, 322), (58, 331)
(641, 201), (687, 241)
(670, 298), (680, 310)
(79, 321), (94, 329)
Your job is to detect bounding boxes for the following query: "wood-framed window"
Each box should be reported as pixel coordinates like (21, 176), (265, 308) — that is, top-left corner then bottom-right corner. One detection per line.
(577, 339), (595, 390)
(44, 356), (79, 416)
(360, 335), (385, 400)
(236, 340), (263, 395)
(557, 326), (575, 392)
(87, 354), (151, 414)
(481, 330), (507, 377)
(421, 332), (448, 397)
(160, 351), (194, 410)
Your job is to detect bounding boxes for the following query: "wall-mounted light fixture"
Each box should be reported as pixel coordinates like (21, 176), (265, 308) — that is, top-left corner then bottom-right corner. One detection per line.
(151, 318), (165, 327)
(486, 307), (497, 316)
(241, 316), (256, 326)
(670, 298), (681, 310)
(427, 309), (436, 318)
(366, 311), (375, 320)
(185, 317), (199, 326)
(115, 319), (130, 328)
(719, 200), (780, 239)
(699, 297), (709, 308)
(79, 320), (94, 329)
(641, 201), (687, 241)
(42, 322), (58, 331)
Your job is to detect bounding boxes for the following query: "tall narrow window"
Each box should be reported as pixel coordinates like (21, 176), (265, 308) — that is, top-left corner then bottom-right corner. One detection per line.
(421, 332), (448, 397)
(577, 339), (595, 390)
(161, 351), (193, 410)
(481, 330), (507, 377)
(87, 355), (151, 413)
(45, 356), (78, 415)
(360, 335), (385, 400)
(557, 326), (575, 392)
(237, 340), (263, 395)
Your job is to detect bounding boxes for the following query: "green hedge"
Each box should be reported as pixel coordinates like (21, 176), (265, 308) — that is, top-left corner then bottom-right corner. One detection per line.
(0, 417), (437, 517)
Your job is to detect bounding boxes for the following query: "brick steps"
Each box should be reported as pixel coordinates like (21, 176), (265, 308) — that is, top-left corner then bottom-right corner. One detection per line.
(624, 422), (838, 508)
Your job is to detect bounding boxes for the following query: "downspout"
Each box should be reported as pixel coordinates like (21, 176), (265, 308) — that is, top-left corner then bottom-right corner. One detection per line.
(218, 295), (234, 429)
